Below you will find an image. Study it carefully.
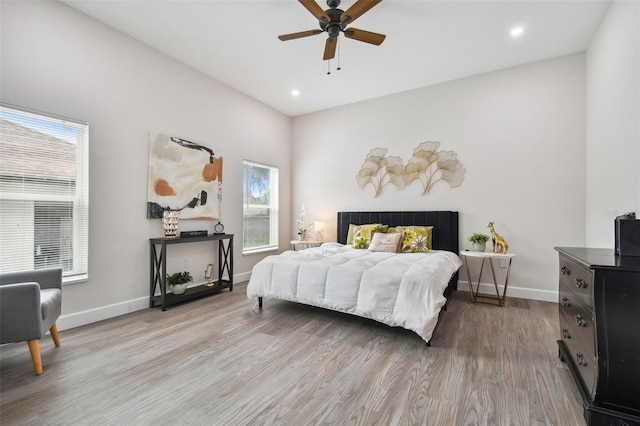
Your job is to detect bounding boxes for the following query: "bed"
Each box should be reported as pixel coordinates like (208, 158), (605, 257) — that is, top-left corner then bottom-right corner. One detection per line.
(247, 210), (462, 344)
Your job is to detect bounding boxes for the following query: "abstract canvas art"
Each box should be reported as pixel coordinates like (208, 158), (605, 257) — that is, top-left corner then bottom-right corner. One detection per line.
(147, 132), (222, 219)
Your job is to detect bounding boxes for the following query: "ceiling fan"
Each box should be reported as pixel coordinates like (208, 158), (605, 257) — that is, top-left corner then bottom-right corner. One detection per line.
(278, 0), (386, 61)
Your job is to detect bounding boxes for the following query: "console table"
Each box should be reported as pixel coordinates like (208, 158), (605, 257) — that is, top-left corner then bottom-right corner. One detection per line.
(149, 234), (233, 311)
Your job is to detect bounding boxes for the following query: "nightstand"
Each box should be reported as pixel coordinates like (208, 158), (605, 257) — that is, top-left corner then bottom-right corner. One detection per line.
(290, 240), (322, 251)
(459, 250), (516, 306)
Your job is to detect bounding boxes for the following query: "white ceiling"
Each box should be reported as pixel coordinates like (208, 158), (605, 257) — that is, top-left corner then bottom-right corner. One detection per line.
(62, 0), (611, 117)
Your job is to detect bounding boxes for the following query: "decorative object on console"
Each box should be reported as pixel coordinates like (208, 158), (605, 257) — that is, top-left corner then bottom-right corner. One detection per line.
(357, 141), (466, 197)
(162, 210), (180, 238)
(487, 222), (509, 254)
(204, 263), (214, 288)
(468, 233), (490, 252)
(167, 271), (192, 295)
(147, 132), (223, 220)
(214, 220), (225, 234)
(180, 230), (208, 238)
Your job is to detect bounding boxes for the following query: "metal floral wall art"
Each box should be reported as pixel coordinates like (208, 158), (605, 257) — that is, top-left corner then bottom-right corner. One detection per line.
(357, 141), (466, 197)
(356, 148), (406, 197)
(404, 141), (466, 195)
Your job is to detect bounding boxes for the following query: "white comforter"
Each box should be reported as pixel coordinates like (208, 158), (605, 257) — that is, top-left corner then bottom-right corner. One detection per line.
(247, 243), (463, 343)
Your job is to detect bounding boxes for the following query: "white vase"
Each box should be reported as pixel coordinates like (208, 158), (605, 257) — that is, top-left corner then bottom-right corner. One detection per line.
(162, 210), (179, 238)
(472, 242), (486, 252)
(171, 283), (188, 295)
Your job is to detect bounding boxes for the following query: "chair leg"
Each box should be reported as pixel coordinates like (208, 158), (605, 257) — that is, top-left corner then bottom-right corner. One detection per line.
(49, 323), (60, 346)
(27, 340), (43, 375)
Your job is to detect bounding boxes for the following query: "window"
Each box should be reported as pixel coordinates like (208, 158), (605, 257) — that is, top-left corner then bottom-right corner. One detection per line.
(242, 160), (278, 254)
(0, 104), (89, 283)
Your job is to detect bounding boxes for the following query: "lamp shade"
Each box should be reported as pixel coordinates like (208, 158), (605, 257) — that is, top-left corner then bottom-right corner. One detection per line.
(314, 221), (325, 241)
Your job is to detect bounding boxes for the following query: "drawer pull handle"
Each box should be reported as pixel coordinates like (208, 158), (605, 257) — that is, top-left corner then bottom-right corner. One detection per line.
(575, 278), (588, 289)
(576, 353), (588, 367)
(562, 328), (571, 339)
(561, 266), (570, 275)
(561, 297), (571, 307)
(575, 314), (587, 327)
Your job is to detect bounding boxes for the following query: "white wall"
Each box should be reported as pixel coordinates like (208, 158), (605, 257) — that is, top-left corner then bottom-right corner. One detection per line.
(586, 0), (640, 247)
(3, 1), (636, 325)
(0, 1), (292, 329)
(292, 54), (587, 301)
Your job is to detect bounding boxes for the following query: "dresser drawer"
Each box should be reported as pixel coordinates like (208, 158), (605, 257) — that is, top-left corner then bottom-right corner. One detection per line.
(559, 256), (593, 309)
(559, 283), (595, 351)
(560, 303), (596, 356)
(560, 313), (596, 396)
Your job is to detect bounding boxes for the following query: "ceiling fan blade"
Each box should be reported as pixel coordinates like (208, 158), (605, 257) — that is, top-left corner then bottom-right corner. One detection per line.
(343, 28), (386, 45)
(340, 0), (382, 26)
(323, 37), (337, 60)
(299, 0), (330, 24)
(278, 29), (323, 41)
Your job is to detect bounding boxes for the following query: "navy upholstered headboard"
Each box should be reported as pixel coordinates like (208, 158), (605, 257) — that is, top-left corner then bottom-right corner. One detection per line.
(337, 211), (460, 297)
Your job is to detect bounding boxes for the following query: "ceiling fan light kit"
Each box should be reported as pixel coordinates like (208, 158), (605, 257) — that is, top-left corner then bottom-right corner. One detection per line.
(278, 0), (386, 67)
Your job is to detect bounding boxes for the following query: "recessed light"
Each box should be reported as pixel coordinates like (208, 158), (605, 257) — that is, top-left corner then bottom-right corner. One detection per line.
(510, 26), (524, 38)
(291, 89), (300, 97)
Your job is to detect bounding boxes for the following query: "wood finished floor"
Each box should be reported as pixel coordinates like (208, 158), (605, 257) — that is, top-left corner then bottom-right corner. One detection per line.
(0, 282), (584, 425)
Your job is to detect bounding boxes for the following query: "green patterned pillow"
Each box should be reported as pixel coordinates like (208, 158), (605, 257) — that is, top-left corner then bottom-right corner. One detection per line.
(398, 226), (434, 253)
(347, 223), (388, 245)
(352, 224), (385, 249)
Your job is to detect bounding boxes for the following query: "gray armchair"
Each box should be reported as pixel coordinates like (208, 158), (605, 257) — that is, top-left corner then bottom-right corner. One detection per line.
(0, 268), (62, 375)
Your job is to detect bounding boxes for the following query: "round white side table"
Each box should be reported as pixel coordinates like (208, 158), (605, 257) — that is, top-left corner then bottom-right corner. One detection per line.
(459, 250), (516, 306)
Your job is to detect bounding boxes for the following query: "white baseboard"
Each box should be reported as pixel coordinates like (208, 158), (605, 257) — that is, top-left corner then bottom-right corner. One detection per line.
(57, 296), (149, 332)
(234, 271), (251, 283)
(457, 280), (557, 303)
(60, 273), (555, 332)
(57, 271), (253, 332)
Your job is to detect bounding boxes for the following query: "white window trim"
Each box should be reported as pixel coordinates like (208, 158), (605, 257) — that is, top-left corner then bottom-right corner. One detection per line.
(242, 160), (279, 255)
(0, 103), (89, 282)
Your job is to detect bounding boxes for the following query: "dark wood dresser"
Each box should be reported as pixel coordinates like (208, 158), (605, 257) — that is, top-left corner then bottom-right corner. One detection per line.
(555, 247), (640, 425)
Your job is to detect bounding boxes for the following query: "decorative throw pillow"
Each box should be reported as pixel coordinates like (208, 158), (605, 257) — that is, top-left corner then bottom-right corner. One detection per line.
(368, 232), (402, 253)
(352, 224), (385, 249)
(347, 223), (388, 246)
(346, 224), (359, 245)
(398, 226), (433, 253)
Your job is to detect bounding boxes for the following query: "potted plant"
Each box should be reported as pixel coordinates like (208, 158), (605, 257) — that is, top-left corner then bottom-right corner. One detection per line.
(469, 233), (490, 252)
(167, 271), (192, 295)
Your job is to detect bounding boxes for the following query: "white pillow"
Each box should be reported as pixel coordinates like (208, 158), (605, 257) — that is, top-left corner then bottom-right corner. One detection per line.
(367, 232), (402, 253)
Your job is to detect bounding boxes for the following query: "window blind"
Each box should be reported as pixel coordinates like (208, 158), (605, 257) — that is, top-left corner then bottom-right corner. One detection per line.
(0, 103), (89, 282)
(242, 160), (279, 254)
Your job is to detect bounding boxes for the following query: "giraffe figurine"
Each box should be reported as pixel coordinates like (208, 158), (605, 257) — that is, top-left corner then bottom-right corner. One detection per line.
(488, 222), (509, 254)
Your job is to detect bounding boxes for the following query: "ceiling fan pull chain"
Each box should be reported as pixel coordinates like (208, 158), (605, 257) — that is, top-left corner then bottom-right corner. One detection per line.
(337, 37), (341, 71)
(327, 59), (331, 75)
